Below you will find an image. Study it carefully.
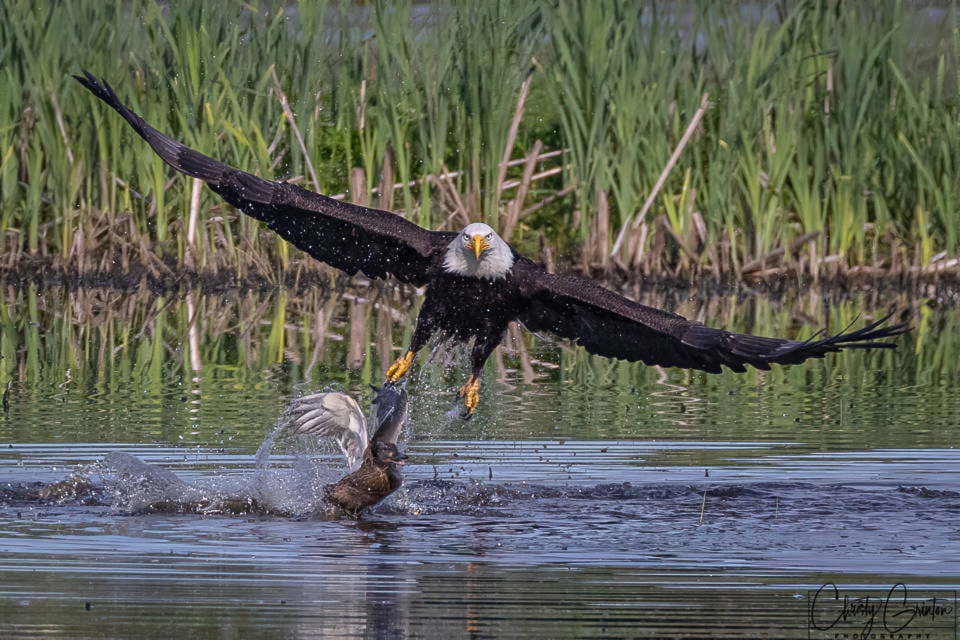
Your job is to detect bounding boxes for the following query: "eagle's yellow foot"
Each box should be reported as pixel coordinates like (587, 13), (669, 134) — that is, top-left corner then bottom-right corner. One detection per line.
(385, 350), (416, 383)
(457, 375), (481, 419)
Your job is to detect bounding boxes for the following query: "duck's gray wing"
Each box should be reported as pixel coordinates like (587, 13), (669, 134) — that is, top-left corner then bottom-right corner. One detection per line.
(369, 383), (409, 446)
(285, 392), (368, 471)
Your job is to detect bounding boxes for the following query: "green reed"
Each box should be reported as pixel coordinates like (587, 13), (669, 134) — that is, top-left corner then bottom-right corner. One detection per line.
(1, 0), (958, 280)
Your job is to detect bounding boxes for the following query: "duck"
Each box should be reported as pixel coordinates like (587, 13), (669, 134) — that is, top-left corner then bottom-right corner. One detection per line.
(287, 383), (409, 514)
(323, 440), (407, 515)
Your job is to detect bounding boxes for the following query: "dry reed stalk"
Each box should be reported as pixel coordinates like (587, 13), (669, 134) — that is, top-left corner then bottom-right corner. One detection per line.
(379, 144), (395, 212)
(270, 68), (320, 193)
(500, 163), (564, 192)
(645, 214), (669, 274)
(357, 79), (367, 133)
(68, 225), (87, 274)
(266, 114), (286, 161)
(230, 239), (257, 282)
(739, 231), (821, 276)
(539, 233), (556, 274)
(889, 232), (902, 276)
(586, 189), (610, 271)
(926, 252), (952, 271)
(350, 168), (368, 206)
(611, 220), (637, 272)
(2, 232), (17, 270)
(437, 163), (471, 228)
(502, 139), (543, 242)
(494, 76), (532, 211)
(519, 185), (574, 221)
(333, 148), (564, 208)
(809, 241), (819, 283)
(611, 92), (711, 258)
(205, 215), (230, 274)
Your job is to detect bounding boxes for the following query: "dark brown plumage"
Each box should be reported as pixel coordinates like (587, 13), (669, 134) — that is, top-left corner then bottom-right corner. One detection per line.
(75, 72), (910, 417)
(324, 440), (407, 515)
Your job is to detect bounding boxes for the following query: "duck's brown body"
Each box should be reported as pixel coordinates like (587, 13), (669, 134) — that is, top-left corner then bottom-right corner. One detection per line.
(324, 441), (406, 514)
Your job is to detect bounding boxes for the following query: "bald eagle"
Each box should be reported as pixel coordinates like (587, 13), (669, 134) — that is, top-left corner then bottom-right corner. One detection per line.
(75, 72), (908, 417)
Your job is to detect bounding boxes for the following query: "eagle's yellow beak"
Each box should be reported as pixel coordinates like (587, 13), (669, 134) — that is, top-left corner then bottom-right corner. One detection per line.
(468, 234), (489, 260)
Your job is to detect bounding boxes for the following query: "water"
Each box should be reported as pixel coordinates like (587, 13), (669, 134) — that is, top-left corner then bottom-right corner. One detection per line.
(1, 285), (958, 638)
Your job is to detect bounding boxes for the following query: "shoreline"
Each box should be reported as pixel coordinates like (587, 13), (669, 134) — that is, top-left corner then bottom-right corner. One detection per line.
(2, 255), (956, 304)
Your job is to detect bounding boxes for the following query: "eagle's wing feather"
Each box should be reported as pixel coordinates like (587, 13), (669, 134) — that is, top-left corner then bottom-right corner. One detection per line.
(514, 259), (908, 373)
(75, 72), (453, 285)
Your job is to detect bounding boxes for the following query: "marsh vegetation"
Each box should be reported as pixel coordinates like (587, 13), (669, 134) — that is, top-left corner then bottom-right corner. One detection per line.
(2, 1), (959, 287)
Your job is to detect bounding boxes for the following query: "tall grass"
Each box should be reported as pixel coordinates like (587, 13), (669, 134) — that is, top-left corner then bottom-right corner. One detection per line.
(1, 0), (958, 283)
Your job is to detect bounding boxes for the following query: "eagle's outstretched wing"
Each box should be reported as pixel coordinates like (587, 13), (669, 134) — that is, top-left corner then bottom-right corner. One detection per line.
(75, 71), (454, 285)
(515, 259), (908, 373)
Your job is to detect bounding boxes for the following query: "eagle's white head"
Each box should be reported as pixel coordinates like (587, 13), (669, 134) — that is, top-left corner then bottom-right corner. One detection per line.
(443, 222), (514, 279)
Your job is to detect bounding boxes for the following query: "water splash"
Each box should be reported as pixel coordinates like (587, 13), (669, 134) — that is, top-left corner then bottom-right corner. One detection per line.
(34, 405), (357, 517)
(86, 447), (347, 517)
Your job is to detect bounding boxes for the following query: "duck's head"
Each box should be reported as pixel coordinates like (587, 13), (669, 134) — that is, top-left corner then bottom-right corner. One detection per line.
(371, 441), (407, 465)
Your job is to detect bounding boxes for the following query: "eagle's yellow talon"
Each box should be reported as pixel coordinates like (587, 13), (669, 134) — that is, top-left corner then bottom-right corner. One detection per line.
(385, 350), (415, 383)
(458, 376), (481, 418)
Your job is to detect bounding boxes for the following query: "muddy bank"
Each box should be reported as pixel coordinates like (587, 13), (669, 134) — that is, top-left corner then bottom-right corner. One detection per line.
(3, 254), (959, 305)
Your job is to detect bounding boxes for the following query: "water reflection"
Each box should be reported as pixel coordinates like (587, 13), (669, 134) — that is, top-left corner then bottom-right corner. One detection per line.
(1, 284), (959, 637)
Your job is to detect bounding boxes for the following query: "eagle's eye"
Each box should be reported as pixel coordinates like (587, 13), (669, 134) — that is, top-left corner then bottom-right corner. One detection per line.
(485, 233), (493, 241)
